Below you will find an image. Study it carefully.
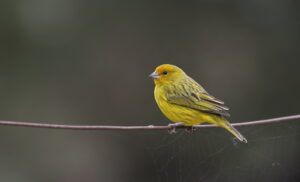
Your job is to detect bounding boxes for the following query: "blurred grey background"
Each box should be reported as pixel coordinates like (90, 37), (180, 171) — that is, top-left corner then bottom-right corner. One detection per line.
(0, 0), (299, 182)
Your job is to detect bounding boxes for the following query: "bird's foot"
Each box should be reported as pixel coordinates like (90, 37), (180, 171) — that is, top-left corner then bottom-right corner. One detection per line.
(185, 126), (196, 134)
(168, 122), (184, 134)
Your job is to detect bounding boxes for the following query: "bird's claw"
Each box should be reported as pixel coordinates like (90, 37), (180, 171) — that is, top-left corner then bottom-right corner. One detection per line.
(167, 122), (184, 134)
(185, 126), (196, 134)
(168, 127), (177, 134)
(168, 123), (177, 134)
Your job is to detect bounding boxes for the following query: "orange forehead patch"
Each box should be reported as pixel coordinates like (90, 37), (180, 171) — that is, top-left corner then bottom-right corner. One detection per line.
(155, 64), (178, 74)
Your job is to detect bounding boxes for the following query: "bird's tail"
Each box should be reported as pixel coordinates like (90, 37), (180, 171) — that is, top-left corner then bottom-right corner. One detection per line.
(217, 119), (247, 143)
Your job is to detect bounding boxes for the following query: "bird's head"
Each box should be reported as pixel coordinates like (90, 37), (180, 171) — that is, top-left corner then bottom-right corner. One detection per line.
(149, 64), (186, 85)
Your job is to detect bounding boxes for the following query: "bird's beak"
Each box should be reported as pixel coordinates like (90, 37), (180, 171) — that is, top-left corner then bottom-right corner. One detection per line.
(149, 71), (160, 79)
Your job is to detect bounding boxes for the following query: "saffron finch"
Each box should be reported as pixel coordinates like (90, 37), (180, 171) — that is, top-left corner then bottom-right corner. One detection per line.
(150, 64), (247, 143)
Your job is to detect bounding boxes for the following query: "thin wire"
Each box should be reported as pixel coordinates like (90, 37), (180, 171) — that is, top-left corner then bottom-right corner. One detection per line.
(0, 114), (299, 131)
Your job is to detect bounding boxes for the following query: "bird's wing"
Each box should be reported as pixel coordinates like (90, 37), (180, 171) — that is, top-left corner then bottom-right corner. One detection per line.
(166, 81), (230, 117)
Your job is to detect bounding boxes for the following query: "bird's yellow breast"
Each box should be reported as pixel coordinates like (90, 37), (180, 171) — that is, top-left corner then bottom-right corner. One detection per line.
(154, 85), (217, 126)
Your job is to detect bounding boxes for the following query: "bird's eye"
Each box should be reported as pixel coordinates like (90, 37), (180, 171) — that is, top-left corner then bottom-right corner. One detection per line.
(162, 71), (168, 75)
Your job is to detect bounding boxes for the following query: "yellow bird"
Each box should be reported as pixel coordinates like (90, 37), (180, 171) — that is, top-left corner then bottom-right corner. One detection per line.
(150, 64), (247, 143)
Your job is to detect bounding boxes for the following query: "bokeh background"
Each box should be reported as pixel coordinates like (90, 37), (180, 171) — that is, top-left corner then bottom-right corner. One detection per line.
(1, 0), (299, 182)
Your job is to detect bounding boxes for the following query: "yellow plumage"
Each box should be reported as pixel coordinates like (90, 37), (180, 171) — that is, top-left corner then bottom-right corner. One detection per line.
(150, 64), (247, 143)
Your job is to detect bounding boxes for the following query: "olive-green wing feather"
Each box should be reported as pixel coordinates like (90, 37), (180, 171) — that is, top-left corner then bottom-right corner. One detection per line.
(166, 77), (230, 117)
